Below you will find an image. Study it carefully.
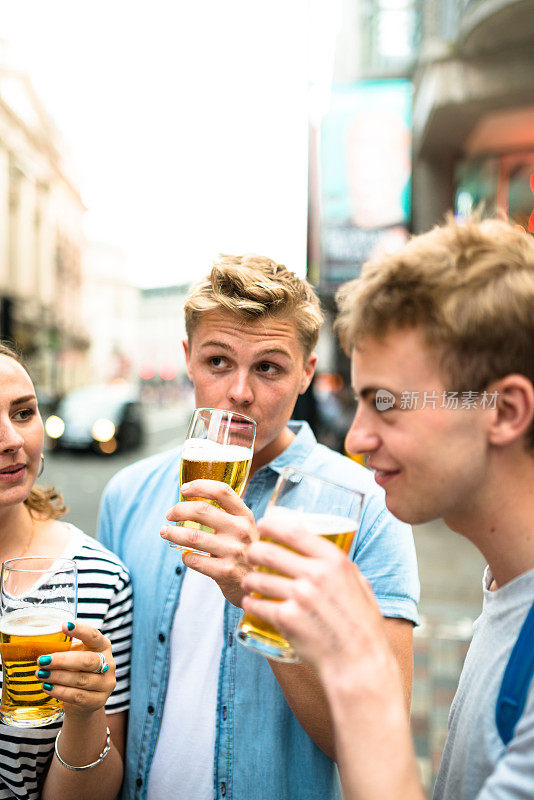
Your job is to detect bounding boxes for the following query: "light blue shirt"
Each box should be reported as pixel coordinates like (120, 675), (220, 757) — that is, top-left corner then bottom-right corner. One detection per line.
(98, 422), (419, 800)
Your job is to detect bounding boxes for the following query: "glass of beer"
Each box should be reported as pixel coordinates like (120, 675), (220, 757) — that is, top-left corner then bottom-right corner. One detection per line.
(236, 467), (364, 663)
(0, 557), (77, 727)
(170, 408), (256, 556)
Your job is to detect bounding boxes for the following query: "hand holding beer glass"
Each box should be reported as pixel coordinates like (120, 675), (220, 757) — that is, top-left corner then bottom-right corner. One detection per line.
(237, 468), (364, 662)
(0, 557), (77, 727)
(170, 408), (256, 556)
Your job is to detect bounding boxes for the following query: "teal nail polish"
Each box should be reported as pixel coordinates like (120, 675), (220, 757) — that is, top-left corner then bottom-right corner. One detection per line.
(37, 669), (50, 679)
(103, 663), (109, 674)
(42, 683), (53, 691)
(38, 656), (52, 666)
(67, 621), (75, 631)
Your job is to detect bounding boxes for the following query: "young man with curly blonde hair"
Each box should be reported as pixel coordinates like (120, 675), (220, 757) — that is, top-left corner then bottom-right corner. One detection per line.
(99, 254), (419, 800)
(242, 218), (534, 800)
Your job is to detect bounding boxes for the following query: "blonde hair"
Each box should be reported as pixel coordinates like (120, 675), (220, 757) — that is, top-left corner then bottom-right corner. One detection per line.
(0, 342), (68, 519)
(184, 254), (324, 357)
(335, 216), (534, 448)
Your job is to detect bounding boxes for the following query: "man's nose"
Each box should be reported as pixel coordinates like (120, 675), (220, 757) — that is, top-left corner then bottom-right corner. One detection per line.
(345, 404), (380, 456)
(227, 371), (254, 407)
(0, 418), (24, 454)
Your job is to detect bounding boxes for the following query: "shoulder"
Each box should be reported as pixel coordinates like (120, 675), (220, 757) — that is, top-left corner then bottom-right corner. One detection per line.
(69, 530), (133, 635)
(70, 526), (131, 583)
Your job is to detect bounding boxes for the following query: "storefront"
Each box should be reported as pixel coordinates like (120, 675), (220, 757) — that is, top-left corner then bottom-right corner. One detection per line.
(454, 106), (534, 231)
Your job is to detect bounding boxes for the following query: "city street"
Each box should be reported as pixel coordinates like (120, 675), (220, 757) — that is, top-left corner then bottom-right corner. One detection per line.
(40, 400), (193, 536)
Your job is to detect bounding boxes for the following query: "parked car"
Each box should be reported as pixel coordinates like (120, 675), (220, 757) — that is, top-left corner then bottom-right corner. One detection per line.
(45, 383), (145, 455)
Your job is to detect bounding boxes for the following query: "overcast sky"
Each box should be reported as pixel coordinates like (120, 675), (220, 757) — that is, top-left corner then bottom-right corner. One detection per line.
(1, 1), (333, 287)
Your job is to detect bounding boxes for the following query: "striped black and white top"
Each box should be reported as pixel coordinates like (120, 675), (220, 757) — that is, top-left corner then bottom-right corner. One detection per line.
(0, 526), (132, 800)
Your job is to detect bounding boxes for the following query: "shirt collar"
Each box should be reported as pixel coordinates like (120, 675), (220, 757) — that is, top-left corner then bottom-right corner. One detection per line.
(262, 421), (317, 476)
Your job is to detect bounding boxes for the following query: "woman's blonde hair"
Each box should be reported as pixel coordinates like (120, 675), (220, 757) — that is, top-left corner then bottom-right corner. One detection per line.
(184, 254), (324, 357)
(0, 342), (67, 519)
(335, 215), (534, 448)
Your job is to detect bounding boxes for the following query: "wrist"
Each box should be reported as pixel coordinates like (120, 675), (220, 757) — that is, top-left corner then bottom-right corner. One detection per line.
(61, 705), (106, 731)
(63, 705), (98, 721)
(55, 726), (111, 771)
(321, 648), (404, 722)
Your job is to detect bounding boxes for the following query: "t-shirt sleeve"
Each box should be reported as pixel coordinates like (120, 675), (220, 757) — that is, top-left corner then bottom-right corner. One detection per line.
(102, 568), (133, 715)
(352, 493), (420, 625)
(475, 689), (534, 799)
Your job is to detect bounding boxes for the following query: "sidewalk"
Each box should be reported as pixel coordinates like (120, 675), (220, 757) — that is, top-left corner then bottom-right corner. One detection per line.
(411, 519), (486, 792)
(144, 396), (194, 436)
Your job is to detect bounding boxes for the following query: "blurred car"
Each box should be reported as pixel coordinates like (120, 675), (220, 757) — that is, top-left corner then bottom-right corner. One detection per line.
(45, 383), (145, 455)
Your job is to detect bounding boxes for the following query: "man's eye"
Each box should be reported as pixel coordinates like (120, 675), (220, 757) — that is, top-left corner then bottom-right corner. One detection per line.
(209, 357), (225, 368)
(13, 408), (35, 421)
(257, 363), (278, 374)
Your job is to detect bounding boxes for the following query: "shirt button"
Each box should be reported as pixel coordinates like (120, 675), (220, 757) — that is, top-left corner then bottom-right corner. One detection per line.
(222, 705), (227, 720)
(176, 566), (182, 575)
(228, 632), (233, 647)
(136, 777), (143, 788)
(148, 705), (155, 715)
(158, 633), (166, 643)
(221, 782), (227, 797)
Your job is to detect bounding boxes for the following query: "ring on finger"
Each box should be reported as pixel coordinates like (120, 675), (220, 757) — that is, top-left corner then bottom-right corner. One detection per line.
(93, 652), (109, 675)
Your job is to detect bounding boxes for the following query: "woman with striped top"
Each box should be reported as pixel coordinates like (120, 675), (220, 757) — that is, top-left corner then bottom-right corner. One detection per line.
(0, 341), (132, 800)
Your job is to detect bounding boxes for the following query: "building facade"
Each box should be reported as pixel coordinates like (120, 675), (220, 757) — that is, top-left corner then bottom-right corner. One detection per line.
(83, 242), (140, 384)
(307, 0), (419, 397)
(136, 284), (190, 401)
(0, 66), (88, 396)
(412, 0), (534, 231)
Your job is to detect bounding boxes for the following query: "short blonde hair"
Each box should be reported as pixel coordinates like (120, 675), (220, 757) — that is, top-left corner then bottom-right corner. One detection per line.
(335, 216), (534, 448)
(185, 254), (324, 357)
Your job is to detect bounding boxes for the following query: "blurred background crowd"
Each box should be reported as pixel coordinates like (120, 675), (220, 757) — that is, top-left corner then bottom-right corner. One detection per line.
(0, 0), (532, 791)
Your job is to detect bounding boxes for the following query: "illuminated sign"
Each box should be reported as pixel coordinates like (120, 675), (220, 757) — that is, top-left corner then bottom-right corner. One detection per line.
(455, 151), (534, 233)
(320, 80), (412, 291)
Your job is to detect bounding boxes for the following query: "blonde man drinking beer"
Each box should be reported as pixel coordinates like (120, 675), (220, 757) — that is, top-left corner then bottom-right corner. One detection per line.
(242, 218), (534, 800)
(98, 255), (419, 800)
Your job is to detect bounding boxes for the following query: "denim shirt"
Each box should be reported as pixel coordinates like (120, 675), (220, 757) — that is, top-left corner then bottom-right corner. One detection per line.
(98, 422), (419, 800)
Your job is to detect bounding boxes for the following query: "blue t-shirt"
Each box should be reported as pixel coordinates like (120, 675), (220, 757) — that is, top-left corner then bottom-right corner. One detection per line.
(98, 422), (419, 800)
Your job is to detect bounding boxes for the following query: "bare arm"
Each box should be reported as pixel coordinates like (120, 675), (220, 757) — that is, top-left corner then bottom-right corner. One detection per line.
(39, 623), (125, 800)
(268, 617), (413, 759)
(268, 659), (336, 758)
(323, 653), (423, 800)
(384, 617), (413, 711)
(42, 710), (125, 800)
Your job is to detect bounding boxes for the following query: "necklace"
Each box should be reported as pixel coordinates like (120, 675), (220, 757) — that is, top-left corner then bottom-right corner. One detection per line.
(19, 513), (36, 559)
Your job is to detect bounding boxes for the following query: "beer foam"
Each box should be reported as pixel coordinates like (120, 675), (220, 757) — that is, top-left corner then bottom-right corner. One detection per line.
(182, 439), (252, 462)
(0, 608), (74, 637)
(263, 506), (356, 535)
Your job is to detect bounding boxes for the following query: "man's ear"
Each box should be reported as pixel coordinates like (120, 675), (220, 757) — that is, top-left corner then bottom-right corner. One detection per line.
(299, 352), (318, 394)
(182, 339), (193, 381)
(486, 375), (534, 448)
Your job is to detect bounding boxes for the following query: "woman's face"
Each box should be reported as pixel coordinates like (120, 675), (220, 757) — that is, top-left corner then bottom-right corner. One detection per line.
(0, 355), (44, 510)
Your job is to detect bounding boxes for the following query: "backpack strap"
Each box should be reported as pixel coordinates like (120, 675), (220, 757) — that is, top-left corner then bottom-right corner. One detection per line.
(496, 600), (534, 745)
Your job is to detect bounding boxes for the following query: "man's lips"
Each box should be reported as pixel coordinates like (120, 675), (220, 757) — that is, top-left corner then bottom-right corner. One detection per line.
(369, 465), (401, 487)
